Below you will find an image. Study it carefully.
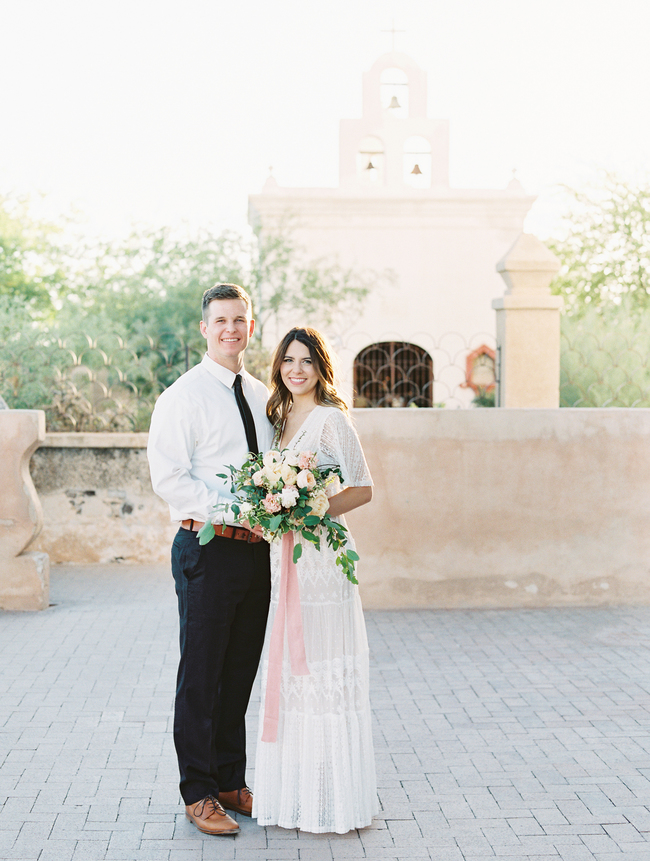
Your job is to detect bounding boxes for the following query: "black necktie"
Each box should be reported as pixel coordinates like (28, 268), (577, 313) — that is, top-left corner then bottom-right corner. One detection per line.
(233, 374), (259, 456)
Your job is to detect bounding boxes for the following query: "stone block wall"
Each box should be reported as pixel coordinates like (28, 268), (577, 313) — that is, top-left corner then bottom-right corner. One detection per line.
(30, 433), (175, 565)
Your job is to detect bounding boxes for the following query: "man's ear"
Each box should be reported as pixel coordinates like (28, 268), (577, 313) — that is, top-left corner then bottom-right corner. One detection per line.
(248, 319), (255, 338)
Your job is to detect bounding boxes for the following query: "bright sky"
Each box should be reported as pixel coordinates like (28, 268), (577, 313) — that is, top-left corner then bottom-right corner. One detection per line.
(2, 0), (649, 240)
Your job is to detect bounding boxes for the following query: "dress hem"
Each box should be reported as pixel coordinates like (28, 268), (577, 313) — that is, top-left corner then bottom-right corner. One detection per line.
(254, 816), (376, 834)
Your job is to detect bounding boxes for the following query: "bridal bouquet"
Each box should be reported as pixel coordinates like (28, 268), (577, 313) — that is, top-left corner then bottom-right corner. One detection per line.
(198, 449), (360, 583)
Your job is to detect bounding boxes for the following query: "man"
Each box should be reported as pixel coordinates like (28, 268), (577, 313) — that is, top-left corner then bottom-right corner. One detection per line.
(147, 283), (273, 836)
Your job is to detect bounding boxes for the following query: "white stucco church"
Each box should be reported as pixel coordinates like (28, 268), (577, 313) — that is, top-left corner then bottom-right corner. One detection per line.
(249, 51), (535, 408)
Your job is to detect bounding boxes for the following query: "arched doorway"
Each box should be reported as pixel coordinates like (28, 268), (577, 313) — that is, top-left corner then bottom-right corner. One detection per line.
(353, 342), (433, 407)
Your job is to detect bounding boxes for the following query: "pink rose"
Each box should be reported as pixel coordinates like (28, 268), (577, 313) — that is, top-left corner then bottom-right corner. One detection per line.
(298, 451), (316, 470)
(262, 493), (282, 514)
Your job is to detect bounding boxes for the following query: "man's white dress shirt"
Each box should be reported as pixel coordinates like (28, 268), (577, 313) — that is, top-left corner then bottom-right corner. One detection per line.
(147, 353), (273, 525)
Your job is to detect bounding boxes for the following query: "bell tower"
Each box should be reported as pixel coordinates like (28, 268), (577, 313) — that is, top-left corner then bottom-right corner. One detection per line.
(339, 52), (450, 192)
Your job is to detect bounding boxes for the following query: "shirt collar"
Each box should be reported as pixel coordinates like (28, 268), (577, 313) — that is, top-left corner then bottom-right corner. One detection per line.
(200, 353), (248, 388)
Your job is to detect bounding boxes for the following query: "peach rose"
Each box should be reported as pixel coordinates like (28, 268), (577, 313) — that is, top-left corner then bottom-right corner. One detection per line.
(296, 469), (316, 490)
(308, 489), (329, 518)
(263, 450), (282, 468)
(280, 462), (298, 486)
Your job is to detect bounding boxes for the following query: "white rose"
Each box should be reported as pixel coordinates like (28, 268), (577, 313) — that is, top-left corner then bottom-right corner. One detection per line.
(252, 470), (266, 487)
(308, 489), (329, 518)
(281, 486), (300, 508)
(283, 450), (300, 467)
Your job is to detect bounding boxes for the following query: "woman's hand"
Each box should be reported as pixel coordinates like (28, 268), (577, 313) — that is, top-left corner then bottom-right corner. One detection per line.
(241, 519), (264, 537)
(325, 486), (372, 518)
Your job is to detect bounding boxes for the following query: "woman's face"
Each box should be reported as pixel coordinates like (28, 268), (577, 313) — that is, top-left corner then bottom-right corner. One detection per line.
(280, 339), (319, 402)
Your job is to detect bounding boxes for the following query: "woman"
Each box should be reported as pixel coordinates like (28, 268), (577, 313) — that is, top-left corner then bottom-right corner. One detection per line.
(252, 327), (378, 834)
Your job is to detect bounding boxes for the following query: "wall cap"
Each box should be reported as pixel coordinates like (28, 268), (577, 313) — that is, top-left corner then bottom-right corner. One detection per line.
(40, 432), (149, 449)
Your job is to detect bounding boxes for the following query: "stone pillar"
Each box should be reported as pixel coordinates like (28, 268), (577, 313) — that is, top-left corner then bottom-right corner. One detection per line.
(492, 233), (563, 408)
(0, 410), (50, 610)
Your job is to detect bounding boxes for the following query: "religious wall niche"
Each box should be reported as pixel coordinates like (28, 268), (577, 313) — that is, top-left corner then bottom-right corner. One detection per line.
(353, 341), (433, 408)
(462, 345), (496, 395)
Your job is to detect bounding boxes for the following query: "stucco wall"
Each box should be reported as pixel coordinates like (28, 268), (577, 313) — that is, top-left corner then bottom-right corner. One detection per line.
(347, 409), (650, 608)
(29, 410), (650, 609)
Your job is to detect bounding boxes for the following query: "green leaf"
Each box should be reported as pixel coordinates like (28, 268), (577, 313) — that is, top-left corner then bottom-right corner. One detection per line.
(302, 515), (321, 526)
(293, 543), (303, 564)
(197, 521), (215, 545)
(268, 514), (283, 531)
(301, 530), (319, 544)
(347, 550), (360, 561)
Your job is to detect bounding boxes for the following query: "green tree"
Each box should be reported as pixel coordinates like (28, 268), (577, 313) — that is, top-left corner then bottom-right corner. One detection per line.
(0, 194), (68, 316)
(548, 173), (650, 315)
(57, 223), (376, 381)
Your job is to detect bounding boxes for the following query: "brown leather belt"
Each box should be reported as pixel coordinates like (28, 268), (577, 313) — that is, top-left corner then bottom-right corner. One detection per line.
(181, 519), (263, 544)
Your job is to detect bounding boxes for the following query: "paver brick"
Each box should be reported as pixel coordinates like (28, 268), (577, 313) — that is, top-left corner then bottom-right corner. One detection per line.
(5, 568), (650, 861)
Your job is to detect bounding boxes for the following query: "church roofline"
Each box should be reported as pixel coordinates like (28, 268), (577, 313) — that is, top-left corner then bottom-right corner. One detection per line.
(368, 51), (424, 74)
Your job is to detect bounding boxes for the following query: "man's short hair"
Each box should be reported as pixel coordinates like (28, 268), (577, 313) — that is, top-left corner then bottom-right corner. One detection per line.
(201, 283), (252, 322)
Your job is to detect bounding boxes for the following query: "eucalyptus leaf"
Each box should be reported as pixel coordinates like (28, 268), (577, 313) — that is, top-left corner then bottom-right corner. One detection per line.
(197, 521), (215, 545)
(268, 514), (283, 531)
(293, 543), (303, 564)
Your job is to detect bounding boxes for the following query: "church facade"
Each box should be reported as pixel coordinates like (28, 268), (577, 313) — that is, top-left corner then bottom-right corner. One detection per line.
(248, 51), (535, 408)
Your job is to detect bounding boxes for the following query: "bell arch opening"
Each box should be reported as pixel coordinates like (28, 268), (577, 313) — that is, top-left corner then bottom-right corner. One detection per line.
(380, 67), (409, 117)
(357, 135), (385, 184)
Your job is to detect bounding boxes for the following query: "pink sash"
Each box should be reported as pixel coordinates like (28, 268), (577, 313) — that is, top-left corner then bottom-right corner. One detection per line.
(261, 531), (310, 742)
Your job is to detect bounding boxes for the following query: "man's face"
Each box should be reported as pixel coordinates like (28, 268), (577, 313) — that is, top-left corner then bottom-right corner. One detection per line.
(200, 298), (254, 370)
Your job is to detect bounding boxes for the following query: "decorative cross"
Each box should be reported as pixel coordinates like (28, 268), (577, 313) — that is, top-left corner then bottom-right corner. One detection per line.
(381, 19), (405, 51)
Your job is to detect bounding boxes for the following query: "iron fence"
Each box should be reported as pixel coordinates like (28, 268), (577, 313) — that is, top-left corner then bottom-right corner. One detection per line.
(4, 323), (648, 430)
(560, 329), (650, 408)
(0, 331), (204, 431)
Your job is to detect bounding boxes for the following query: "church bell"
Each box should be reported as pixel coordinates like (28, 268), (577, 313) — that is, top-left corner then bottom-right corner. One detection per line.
(411, 164), (423, 175)
(388, 95), (401, 109)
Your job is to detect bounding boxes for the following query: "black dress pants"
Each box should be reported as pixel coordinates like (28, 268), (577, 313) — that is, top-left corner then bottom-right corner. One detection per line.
(171, 527), (270, 805)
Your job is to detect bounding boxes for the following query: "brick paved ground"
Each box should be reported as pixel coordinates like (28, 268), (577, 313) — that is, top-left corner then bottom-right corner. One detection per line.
(3, 564), (650, 861)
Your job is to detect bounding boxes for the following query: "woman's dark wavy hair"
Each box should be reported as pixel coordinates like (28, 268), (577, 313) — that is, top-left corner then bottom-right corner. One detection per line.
(266, 327), (348, 429)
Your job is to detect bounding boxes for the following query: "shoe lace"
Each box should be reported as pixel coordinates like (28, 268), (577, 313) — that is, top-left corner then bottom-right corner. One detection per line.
(195, 795), (225, 817)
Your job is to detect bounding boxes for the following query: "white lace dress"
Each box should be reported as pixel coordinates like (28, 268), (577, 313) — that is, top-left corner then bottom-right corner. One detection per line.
(252, 406), (378, 833)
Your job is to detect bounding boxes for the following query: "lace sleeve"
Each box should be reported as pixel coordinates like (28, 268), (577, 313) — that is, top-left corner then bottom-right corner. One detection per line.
(319, 409), (373, 487)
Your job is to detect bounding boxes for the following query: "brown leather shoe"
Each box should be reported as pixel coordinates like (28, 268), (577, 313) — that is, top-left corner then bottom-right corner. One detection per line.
(185, 795), (239, 835)
(218, 786), (253, 817)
